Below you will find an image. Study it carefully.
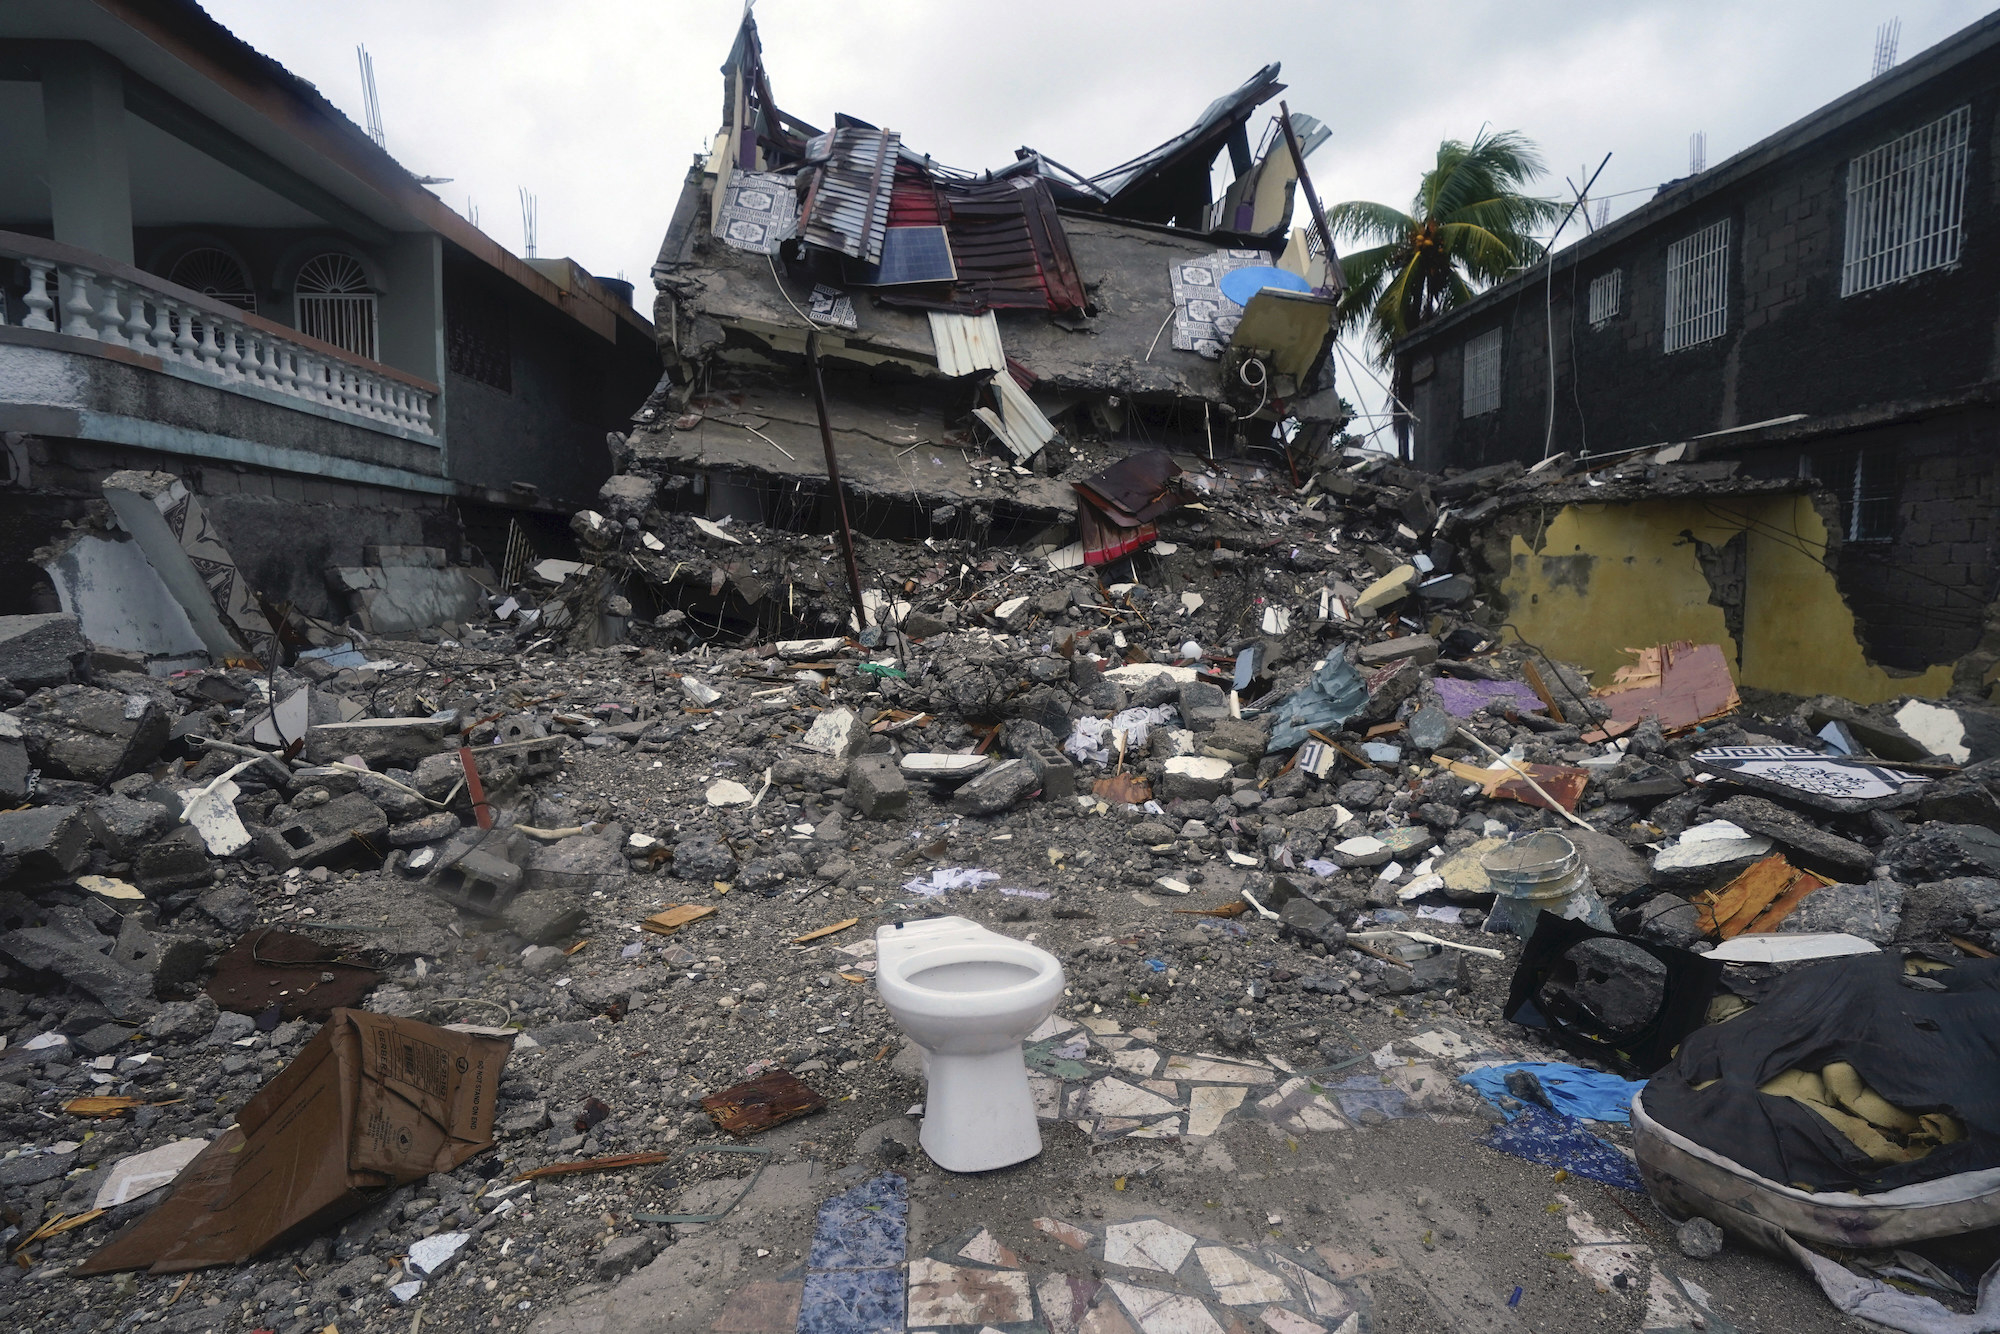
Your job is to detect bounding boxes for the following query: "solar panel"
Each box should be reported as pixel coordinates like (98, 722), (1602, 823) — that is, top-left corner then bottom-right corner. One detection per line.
(846, 226), (957, 286)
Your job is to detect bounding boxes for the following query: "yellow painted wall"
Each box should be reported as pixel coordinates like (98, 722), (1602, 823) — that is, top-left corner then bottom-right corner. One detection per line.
(1497, 494), (1953, 704)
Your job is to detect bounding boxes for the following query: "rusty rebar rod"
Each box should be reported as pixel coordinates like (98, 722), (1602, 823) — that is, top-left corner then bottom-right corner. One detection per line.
(805, 330), (868, 629)
(1279, 101), (1343, 295)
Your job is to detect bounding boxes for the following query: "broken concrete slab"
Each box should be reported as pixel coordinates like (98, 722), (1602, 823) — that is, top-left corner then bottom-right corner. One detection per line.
(0, 612), (91, 688)
(952, 758), (1038, 815)
(133, 826), (214, 896)
(501, 887), (588, 945)
(328, 562), (490, 635)
(0, 804), (91, 881)
(99, 471), (261, 660)
(1163, 755), (1233, 801)
(1356, 635), (1440, 667)
(1355, 565), (1419, 614)
(41, 533), (211, 673)
(1709, 795), (1877, 882)
(303, 716), (460, 768)
(0, 927), (150, 1017)
(84, 793), (176, 858)
(15, 685), (169, 784)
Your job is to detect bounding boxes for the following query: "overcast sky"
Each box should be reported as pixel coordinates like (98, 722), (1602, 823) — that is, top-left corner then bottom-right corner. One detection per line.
(206, 0), (1993, 442)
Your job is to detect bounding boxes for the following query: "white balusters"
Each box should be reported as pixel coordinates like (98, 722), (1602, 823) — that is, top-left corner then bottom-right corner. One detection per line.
(62, 267), (97, 338)
(121, 283), (153, 352)
(21, 259), (55, 330)
(94, 278), (126, 347)
(8, 246), (435, 435)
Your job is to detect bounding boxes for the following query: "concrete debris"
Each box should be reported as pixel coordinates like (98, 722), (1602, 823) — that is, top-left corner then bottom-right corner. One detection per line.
(0, 14), (1997, 1334)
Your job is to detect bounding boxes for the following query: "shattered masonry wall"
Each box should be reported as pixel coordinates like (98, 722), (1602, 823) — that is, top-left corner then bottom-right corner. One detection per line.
(1486, 493), (1954, 705)
(0, 434), (464, 620)
(1726, 411), (2000, 673)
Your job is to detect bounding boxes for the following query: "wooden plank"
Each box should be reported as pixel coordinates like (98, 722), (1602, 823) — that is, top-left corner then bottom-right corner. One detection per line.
(642, 903), (718, 934)
(792, 917), (859, 945)
(1523, 659), (1566, 725)
(1693, 854), (1825, 939)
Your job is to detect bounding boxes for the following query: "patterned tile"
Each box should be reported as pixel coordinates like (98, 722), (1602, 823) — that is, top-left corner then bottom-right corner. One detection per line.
(807, 1173), (908, 1271)
(1187, 1087), (1247, 1137)
(1108, 1280), (1229, 1334)
(957, 1227), (1024, 1268)
(1033, 1216), (1094, 1250)
(797, 1267), (904, 1334)
(709, 1279), (803, 1333)
(1258, 1309), (1325, 1334)
(1193, 1248), (1290, 1306)
(1104, 1219), (1197, 1274)
(1038, 1272), (1103, 1334)
(905, 1258), (1034, 1326)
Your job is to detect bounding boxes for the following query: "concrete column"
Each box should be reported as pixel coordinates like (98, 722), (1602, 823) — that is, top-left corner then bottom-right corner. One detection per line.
(378, 232), (448, 462)
(41, 47), (135, 266)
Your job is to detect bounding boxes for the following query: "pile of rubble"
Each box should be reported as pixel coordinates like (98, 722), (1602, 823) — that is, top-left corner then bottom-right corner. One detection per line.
(0, 438), (1997, 1332)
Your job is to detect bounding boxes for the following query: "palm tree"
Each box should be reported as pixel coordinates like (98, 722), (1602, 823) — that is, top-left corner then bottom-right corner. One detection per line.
(1328, 129), (1564, 364)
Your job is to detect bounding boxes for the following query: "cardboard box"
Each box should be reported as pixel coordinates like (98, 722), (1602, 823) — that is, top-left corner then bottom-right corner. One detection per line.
(79, 1009), (512, 1274)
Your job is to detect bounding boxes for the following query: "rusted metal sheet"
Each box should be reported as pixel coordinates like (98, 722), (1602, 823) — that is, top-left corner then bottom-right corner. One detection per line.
(701, 1070), (827, 1136)
(927, 311), (1006, 376)
(799, 127), (900, 262)
(876, 175), (1086, 313)
(204, 928), (380, 1021)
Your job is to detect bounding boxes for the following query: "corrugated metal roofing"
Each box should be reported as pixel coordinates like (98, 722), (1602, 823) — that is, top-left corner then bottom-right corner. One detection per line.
(927, 312), (1006, 377)
(876, 175), (1086, 314)
(799, 127), (901, 262)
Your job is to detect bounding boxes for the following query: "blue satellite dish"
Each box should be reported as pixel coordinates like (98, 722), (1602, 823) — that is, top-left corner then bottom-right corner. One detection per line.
(1219, 265), (1313, 307)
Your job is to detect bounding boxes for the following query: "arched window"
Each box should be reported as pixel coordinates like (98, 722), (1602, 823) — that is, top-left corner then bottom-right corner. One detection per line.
(294, 253), (378, 361)
(166, 248), (257, 312)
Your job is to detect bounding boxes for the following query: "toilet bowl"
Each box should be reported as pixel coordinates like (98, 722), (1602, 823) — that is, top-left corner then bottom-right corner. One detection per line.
(874, 916), (1066, 1172)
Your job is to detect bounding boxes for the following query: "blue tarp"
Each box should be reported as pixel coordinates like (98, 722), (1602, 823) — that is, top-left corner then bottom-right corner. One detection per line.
(1459, 1062), (1646, 1124)
(1266, 654), (1368, 753)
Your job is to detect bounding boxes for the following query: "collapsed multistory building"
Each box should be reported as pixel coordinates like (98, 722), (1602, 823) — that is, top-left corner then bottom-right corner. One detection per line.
(626, 11), (1348, 558)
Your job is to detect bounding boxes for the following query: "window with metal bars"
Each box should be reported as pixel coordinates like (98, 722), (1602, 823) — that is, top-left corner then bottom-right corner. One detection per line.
(1842, 105), (1971, 296)
(294, 253), (378, 361)
(446, 282), (512, 392)
(1664, 220), (1729, 352)
(1461, 328), (1502, 417)
(1588, 270), (1622, 327)
(1809, 446), (1899, 542)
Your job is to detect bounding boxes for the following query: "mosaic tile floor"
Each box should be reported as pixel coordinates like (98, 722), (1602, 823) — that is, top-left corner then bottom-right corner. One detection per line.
(714, 1166), (1373, 1334)
(1023, 1014), (1484, 1144)
(698, 1016), (1667, 1334)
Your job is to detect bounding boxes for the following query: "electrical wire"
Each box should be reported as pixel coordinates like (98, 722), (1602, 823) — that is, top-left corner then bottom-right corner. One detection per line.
(1239, 356), (1270, 418)
(767, 252), (830, 331)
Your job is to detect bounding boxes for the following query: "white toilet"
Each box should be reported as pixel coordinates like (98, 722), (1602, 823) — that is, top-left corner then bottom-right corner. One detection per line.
(874, 916), (1066, 1172)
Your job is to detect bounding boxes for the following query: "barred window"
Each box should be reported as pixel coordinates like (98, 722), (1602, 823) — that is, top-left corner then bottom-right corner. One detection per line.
(1842, 106), (1970, 296)
(1811, 446), (1899, 542)
(1461, 328), (1501, 417)
(1664, 220), (1729, 353)
(1588, 270), (1622, 327)
(447, 283), (512, 392)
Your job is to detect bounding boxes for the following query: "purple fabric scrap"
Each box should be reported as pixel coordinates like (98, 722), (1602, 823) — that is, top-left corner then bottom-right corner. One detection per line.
(1434, 677), (1545, 719)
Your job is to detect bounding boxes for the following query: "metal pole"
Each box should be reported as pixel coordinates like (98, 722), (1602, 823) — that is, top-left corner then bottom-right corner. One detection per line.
(1278, 102), (1343, 294)
(805, 330), (868, 631)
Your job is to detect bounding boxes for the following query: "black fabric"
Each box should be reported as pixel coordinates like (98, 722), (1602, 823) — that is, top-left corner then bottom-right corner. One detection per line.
(1504, 913), (1724, 1076)
(1644, 953), (2000, 1193)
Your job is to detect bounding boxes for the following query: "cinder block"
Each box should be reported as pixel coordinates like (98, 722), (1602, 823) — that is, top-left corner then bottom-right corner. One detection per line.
(254, 792), (390, 870)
